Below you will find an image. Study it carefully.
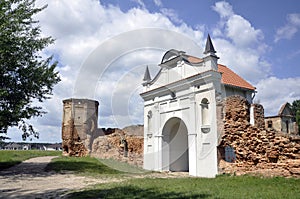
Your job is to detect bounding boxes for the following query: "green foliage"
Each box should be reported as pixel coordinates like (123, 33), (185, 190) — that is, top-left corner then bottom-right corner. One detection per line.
(0, 150), (60, 170)
(296, 110), (300, 134)
(0, 0), (60, 140)
(290, 100), (300, 133)
(290, 100), (300, 116)
(68, 175), (300, 199)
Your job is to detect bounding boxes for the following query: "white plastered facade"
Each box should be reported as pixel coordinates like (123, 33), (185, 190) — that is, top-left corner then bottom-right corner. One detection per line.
(140, 48), (222, 178)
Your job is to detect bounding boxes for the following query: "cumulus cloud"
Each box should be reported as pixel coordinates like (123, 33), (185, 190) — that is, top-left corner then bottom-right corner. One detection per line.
(275, 13), (300, 42)
(255, 77), (300, 116)
(212, 1), (270, 83)
(226, 15), (264, 47)
(7, 0), (205, 142)
(160, 8), (183, 24)
(212, 1), (234, 19)
(6, 0), (298, 143)
(212, 1), (299, 117)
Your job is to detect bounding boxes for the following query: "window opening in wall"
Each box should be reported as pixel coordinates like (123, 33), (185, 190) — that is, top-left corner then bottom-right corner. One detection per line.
(267, 120), (273, 128)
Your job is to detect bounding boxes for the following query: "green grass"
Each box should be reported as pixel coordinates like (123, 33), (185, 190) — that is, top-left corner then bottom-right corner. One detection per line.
(68, 175), (300, 199)
(45, 156), (123, 176)
(47, 156), (300, 198)
(98, 158), (147, 174)
(4, 152), (298, 198)
(0, 150), (60, 170)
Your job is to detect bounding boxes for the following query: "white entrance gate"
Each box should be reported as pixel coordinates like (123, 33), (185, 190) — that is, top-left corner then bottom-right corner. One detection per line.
(141, 35), (221, 177)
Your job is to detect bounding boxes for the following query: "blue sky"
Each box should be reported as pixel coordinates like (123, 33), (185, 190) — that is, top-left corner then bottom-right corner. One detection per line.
(110, 0), (300, 78)
(6, 0), (300, 142)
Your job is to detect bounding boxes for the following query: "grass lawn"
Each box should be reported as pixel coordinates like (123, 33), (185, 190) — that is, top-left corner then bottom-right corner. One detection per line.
(0, 150), (60, 170)
(68, 175), (300, 199)
(45, 156), (123, 176)
(2, 152), (299, 198)
(47, 156), (300, 199)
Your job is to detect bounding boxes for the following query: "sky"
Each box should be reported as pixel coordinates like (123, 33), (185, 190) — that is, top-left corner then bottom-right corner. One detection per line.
(7, 0), (300, 143)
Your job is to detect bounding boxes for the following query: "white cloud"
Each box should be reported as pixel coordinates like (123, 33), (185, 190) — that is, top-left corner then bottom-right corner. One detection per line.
(153, 0), (163, 7)
(212, 1), (270, 83)
(7, 0), (298, 143)
(255, 77), (300, 116)
(226, 15), (264, 47)
(6, 0), (205, 142)
(212, 1), (234, 19)
(275, 13), (300, 42)
(131, 0), (146, 9)
(160, 8), (183, 24)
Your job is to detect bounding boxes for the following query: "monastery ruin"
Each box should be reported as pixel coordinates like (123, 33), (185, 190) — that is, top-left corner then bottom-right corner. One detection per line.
(61, 35), (300, 178)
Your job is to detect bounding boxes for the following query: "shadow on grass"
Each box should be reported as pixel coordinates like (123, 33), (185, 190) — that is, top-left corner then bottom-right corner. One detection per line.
(45, 157), (122, 175)
(0, 161), (21, 170)
(0, 162), (56, 177)
(0, 187), (71, 199)
(67, 185), (210, 199)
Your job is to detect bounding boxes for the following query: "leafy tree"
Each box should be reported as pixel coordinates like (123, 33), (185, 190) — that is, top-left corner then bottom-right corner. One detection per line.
(0, 0), (60, 140)
(290, 100), (300, 134)
(290, 100), (300, 116)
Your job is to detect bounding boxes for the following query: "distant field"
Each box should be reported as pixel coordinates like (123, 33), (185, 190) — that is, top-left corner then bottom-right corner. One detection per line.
(0, 150), (60, 170)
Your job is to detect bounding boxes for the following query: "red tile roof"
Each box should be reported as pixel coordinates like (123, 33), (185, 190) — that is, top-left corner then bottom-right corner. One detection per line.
(163, 51), (255, 91)
(218, 64), (256, 90)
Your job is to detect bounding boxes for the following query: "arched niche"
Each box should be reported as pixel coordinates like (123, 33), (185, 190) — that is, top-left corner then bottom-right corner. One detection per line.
(201, 98), (210, 133)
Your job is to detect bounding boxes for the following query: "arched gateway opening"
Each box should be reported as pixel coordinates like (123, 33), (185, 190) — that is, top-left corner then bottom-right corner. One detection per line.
(162, 117), (189, 172)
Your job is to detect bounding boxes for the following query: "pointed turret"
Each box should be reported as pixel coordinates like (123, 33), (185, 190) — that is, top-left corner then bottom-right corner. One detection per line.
(203, 34), (218, 70)
(143, 66), (151, 83)
(204, 34), (216, 55)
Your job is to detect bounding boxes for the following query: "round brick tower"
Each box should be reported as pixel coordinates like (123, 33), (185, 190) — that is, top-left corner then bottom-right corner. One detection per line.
(61, 98), (99, 156)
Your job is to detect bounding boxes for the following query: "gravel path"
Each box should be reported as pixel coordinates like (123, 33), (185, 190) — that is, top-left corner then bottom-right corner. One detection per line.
(0, 156), (120, 199)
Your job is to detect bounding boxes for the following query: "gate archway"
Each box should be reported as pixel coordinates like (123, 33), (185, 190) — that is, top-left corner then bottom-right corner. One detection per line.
(162, 117), (189, 172)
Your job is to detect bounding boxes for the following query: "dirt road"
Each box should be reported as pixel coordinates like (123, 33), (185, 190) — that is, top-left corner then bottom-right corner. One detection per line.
(0, 156), (119, 199)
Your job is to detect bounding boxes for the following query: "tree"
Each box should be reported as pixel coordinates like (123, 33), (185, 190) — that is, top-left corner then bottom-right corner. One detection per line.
(290, 100), (300, 134)
(290, 100), (300, 116)
(296, 111), (300, 134)
(0, 0), (60, 140)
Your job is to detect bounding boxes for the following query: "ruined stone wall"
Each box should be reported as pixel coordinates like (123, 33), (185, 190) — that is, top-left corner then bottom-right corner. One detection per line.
(91, 126), (144, 167)
(219, 96), (300, 177)
(252, 104), (265, 129)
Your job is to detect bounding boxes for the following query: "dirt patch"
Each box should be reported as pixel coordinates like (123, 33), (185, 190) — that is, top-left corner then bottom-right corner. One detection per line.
(0, 156), (120, 198)
(0, 156), (190, 198)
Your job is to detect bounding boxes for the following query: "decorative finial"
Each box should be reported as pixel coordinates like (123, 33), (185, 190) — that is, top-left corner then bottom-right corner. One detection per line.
(204, 34), (216, 54)
(143, 66), (151, 82)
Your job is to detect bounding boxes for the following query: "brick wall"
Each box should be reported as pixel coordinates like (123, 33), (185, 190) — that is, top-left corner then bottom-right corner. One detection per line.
(218, 95), (300, 177)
